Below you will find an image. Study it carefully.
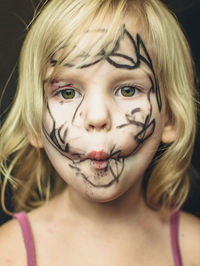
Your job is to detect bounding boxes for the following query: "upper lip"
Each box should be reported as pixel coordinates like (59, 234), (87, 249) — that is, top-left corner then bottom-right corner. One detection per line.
(88, 151), (109, 161)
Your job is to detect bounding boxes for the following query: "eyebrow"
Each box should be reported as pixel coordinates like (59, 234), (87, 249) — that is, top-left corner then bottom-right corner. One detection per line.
(44, 55), (155, 88)
(44, 71), (153, 93)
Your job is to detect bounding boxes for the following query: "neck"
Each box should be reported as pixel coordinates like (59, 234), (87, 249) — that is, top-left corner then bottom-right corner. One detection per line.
(54, 181), (149, 226)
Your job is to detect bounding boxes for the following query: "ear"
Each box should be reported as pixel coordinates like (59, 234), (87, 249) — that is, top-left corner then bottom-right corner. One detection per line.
(27, 133), (44, 148)
(161, 115), (177, 144)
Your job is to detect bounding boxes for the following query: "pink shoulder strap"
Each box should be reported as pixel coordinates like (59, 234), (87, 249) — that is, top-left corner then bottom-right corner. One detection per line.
(170, 210), (183, 266)
(13, 212), (36, 266)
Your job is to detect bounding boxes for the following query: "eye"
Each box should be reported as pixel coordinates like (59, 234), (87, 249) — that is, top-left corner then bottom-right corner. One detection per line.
(116, 86), (140, 97)
(58, 87), (81, 100)
(50, 59), (57, 66)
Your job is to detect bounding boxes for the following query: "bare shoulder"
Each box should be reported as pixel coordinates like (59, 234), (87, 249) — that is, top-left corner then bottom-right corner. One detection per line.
(0, 218), (26, 266)
(179, 211), (200, 265)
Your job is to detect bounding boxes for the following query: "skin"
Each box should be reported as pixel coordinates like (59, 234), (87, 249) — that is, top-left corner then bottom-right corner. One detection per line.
(0, 16), (200, 266)
(42, 25), (165, 203)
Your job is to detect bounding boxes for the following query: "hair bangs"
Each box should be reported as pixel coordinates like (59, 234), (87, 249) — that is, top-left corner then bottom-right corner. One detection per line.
(40, 0), (129, 71)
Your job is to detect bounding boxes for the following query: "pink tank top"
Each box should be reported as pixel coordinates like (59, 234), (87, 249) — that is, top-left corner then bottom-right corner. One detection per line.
(13, 212), (36, 266)
(13, 210), (182, 266)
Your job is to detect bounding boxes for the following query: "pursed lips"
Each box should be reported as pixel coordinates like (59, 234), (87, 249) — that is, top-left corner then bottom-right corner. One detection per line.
(88, 150), (109, 169)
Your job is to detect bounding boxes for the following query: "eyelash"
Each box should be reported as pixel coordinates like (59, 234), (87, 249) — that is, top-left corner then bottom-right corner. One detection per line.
(50, 59), (57, 66)
(52, 83), (142, 101)
(54, 85), (81, 100)
(115, 84), (141, 98)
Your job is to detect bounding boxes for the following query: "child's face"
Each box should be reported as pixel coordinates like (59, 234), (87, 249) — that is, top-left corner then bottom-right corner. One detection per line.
(42, 18), (166, 202)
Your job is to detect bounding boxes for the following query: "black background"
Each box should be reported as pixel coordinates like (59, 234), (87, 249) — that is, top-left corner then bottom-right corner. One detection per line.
(0, 0), (200, 224)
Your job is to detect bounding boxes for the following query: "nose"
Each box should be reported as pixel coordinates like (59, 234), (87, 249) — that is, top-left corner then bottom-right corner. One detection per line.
(83, 92), (112, 132)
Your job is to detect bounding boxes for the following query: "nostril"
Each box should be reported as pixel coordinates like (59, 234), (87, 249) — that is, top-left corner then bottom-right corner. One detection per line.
(89, 124), (95, 129)
(88, 123), (107, 130)
(89, 123), (107, 130)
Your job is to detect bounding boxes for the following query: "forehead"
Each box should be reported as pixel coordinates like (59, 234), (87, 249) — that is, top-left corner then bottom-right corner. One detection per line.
(52, 14), (150, 60)
(46, 15), (154, 79)
(72, 15), (147, 54)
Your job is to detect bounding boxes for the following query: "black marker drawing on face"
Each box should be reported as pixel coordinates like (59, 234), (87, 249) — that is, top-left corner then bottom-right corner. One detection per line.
(115, 75), (156, 158)
(51, 26), (161, 113)
(68, 157), (125, 188)
(43, 105), (125, 187)
(82, 29), (161, 113)
(43, 26), (162, 188)
(43, 104), (69, 153)
(72, 95), (85, 123)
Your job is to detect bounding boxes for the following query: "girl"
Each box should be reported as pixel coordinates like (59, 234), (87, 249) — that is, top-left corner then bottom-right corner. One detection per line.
(0, 0), (200, 265)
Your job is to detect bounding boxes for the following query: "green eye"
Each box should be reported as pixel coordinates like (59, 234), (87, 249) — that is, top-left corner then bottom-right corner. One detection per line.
(117, 86), (138, 97)
(59, 89), (76, 99)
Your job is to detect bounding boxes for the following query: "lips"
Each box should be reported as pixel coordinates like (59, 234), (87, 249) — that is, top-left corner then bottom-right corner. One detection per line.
(88, 150), (109, 160)
(88, 151), (109, 169)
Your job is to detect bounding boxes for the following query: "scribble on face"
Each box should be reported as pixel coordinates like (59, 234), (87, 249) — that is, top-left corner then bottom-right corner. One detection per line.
(42, 26), (162, 188)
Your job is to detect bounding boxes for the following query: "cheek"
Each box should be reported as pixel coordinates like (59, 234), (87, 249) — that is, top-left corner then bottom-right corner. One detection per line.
(114, 94), (163, 154)
(116, 95), (151, 115)
(42, 137), (74, 183)
(42, 108), (54, 133)
(43, 101), (77, 131)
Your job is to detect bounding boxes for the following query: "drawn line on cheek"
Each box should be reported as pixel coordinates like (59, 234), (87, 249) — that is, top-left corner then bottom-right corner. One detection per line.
(70, 153), (85, 159)
(131, 107), (141, 114)
(135, 119), (155, 144)
(118, 158), (125, 177)
(46, 101), (56, 124)
(116, 119), (144, 129)
(126, 113), (145, 127)
(155, 77), (162, 112)
(43, 123), (61, 151)
(64, 143), (69, 152)
(58, 125), (65, 144)
(116, 108), (143, 129)
(63, 127), (68, 140)
(109, 165), (119, 183)
(116, 123), (128, 129)
(148, 76), (159, 116)
(115, 160), (118, 175)
(71, 95), (85, 124)
(110, 144), (116, 155)
(149, 74), (161, 113)
(45, 101), (69, 149)
(110, 149), (121, 158)
(42, 123), (71, 159)
(43, 102), (87, 161)
(145, 87), (153, 125)
(109, 157), (125, 183)
(69, 164), (81, 172)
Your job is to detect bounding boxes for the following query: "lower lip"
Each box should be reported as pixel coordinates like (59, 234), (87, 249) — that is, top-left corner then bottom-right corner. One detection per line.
(91, 159), (108, 169)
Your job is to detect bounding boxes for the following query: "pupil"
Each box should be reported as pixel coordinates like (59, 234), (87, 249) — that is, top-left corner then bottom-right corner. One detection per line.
(122, 87), (134, 97)
(125, 88), (130, 93)
(62, 89), (75, 99)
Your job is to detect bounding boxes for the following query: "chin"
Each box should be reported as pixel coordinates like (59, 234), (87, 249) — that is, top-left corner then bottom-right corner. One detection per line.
(82, 185), (127, 204)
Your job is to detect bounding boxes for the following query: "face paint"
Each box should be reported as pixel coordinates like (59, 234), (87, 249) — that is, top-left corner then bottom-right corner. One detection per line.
(42, 23), (164, 200)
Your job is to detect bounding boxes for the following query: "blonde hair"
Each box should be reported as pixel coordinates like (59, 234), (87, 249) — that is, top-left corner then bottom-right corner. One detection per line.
(0, 0), (197, 214)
